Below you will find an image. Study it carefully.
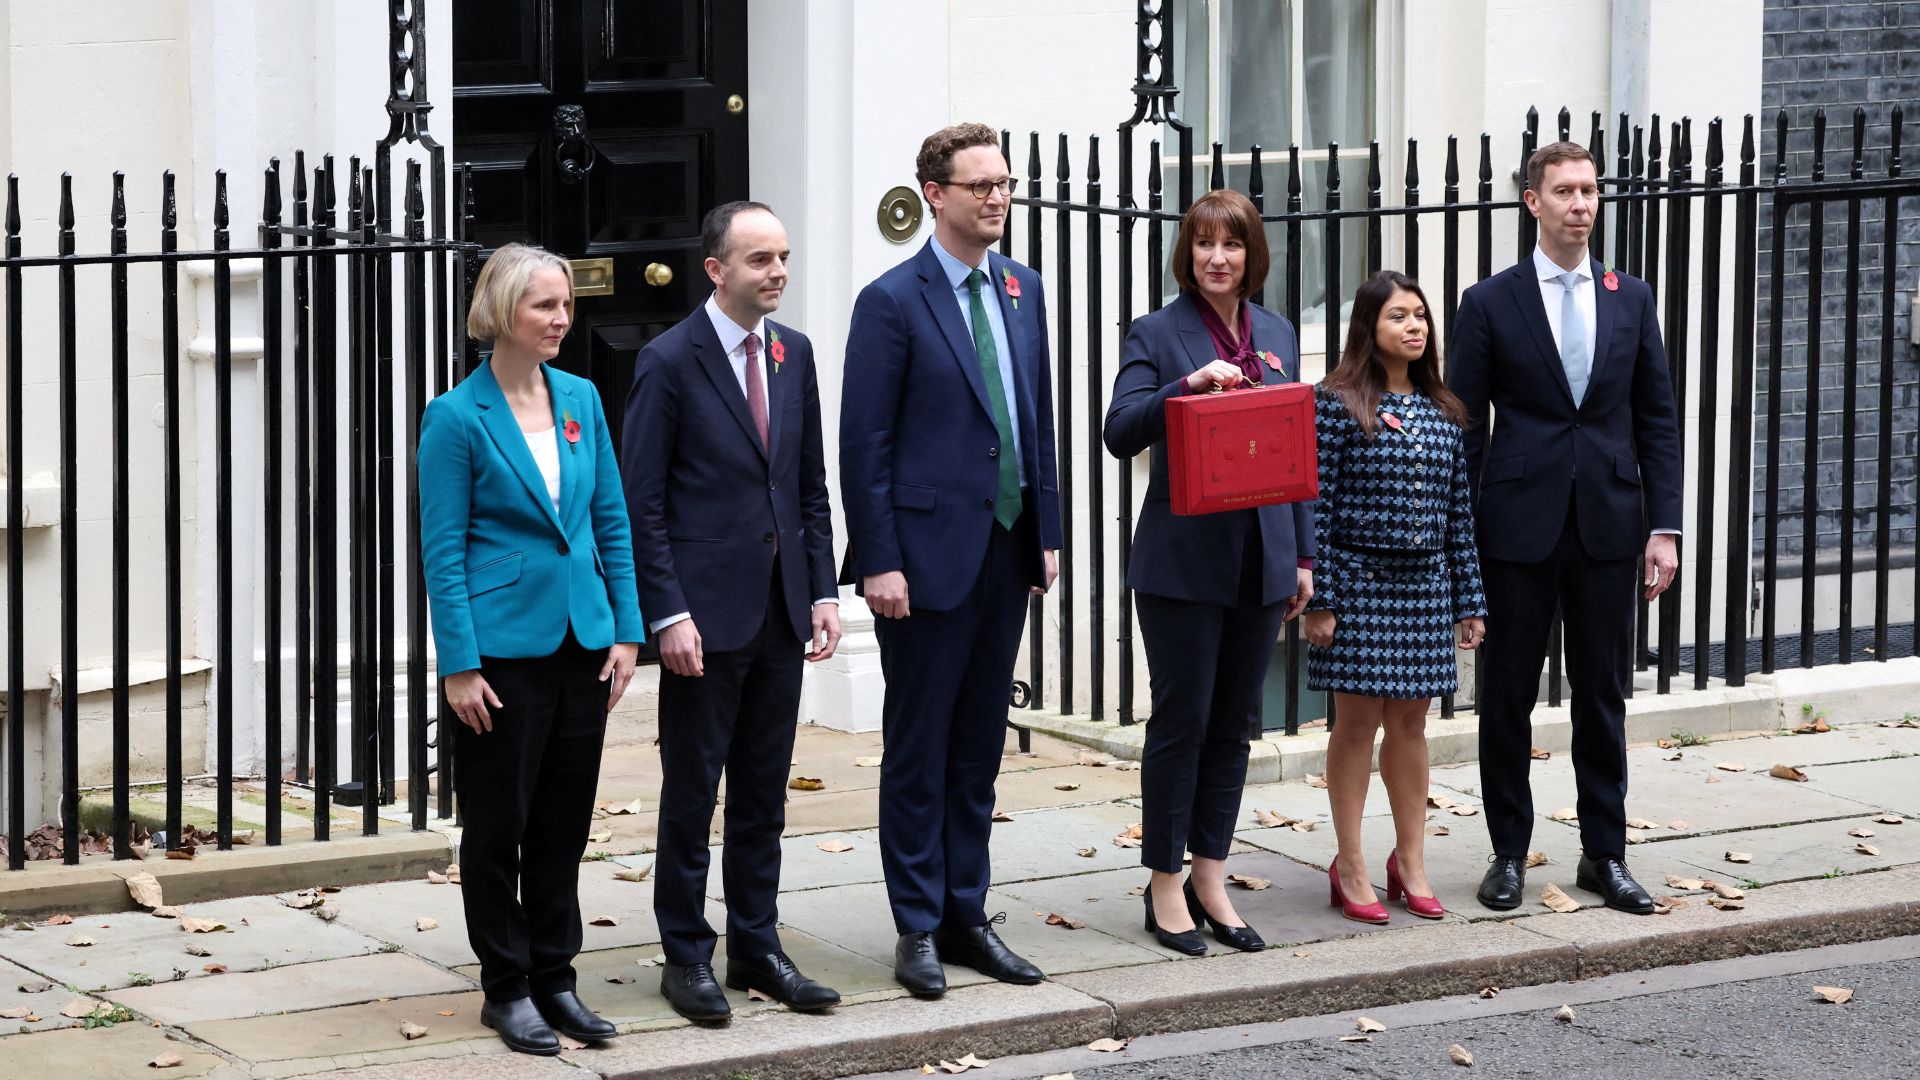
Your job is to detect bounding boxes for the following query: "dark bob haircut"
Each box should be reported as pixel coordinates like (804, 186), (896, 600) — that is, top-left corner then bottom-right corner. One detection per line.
(1171, 189), (1269, 302)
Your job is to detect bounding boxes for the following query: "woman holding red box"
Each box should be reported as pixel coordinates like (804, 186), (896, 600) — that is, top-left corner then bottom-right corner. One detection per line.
(1103, 189), (1315, 957)
(1304, 271), (1487, 924)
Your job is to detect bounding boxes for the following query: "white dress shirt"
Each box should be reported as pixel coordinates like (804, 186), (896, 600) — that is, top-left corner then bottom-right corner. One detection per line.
(648, 297), (838, 634)
(928, 236), (1024, 471)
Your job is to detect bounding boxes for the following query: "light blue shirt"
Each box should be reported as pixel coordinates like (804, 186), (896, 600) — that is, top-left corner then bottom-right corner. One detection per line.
(930, 236), (1024, 472)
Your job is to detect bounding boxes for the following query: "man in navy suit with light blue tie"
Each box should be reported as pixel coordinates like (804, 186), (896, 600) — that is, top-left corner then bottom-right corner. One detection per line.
(1448, 141), (1682, 916)
(840, 123), (1061, 997)
(623, 202), (843, 1021)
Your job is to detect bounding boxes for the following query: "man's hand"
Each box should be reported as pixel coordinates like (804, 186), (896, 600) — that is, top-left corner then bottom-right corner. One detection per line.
(1033, 549), (1059, 595)
(807, 603), (843, 662)
(1457, 617), (1486, 650)
(657, 619), (704, 677)
(1283, 568), (1314, 621)
(1302, 610), (1335, 648)
(864, 571), (910, 619)
(600, 642), (639, 711)
(445, 669), (502, 734)
(1644, 533), (1679, 600)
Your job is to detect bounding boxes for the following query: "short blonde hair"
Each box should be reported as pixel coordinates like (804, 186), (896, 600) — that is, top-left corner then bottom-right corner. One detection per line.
(466, 242), (574, 342)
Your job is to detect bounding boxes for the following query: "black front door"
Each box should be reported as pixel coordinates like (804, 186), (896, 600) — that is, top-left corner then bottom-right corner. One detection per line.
(452, 0), (749, 442)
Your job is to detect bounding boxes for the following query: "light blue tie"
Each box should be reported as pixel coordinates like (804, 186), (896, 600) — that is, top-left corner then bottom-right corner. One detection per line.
(1557, 270), (1589, 406)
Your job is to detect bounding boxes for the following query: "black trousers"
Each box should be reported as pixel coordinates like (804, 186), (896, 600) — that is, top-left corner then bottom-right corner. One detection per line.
(1477, 503), (1637, 859)
(653, 569), (805, 966)
(1134, 535), (1287, 874)
(455, 630), (608, 1003)
(875, 506), (1036, 934)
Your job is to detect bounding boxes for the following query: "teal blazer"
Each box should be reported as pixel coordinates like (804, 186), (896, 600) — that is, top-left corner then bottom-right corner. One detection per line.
(418, 360), (645, 675)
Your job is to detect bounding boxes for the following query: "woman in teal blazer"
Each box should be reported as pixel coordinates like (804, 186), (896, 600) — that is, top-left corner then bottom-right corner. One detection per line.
(418, 243), (643, 1057)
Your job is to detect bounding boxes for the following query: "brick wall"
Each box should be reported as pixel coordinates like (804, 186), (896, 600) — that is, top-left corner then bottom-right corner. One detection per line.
(1759, 0), (1920, 559)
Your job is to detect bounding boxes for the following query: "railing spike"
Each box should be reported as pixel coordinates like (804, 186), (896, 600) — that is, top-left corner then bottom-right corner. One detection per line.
(1056, 133), (1070, 183)
(1774, 110), (1789, 182)
(1558, 105), (1571, 141)
(1444, 135), (1459, 188)
(1812, 108), (1827, 181)
(1891, 105), (1904, 178)
(1210, 141), (1225, 191)
(59, 172), (74, 230)
(1248, 145), (1264, 202)
(1850, 105), (1866, 179)
(162, 170), (176, 229)
(4, 174), (17, 237)
(1741, 114), (1756, 167)
(1405, 137), (1419, 190)
(1287, 144), (1302, 199)
(1087, 135), (1100, 183)
(263, 159), (281, 223)
(213, 170), (227, 230)
(111, 171), (127, 228)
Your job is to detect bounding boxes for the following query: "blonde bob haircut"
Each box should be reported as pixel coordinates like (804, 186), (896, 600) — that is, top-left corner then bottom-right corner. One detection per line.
(465, 242), (575, 342)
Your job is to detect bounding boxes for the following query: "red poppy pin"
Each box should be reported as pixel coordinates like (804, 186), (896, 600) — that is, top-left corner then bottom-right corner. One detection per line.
(1381, 411), (1405, 432)
(1261, 350), (1287, 378)
(561, 409), (581, 453)
(1602, 266), (1620, 292)
(769, 327), (786, 372)
(1002, 267), (1022, 309)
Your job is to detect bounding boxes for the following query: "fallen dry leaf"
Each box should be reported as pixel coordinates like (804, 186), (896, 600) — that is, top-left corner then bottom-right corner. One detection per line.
(1530, 747), (1551, 760)
(608, 798), (643, 815)
(1769, 764), (1810, 782)
(1040, 1074), (1075, 1080)
(1657, 738), (1675, 749)
(1450, 805), (1480, 817)
(613, 864), (653, 882)
(1427, 793), (1456, 810)
(1076, 847), (1097, 858)
(1813, 985), (1854, 1004)
(1555, 1004), (1575, 1023)
(446, 864), (460, 884)
(1111, 760), (1141, 772)
(1229, 874), (1272, 891)
(1724, 851), (1753, 864)
(44, 914), (73, 926)
(1525, 851), (1550, 869)
(1549, 807), (1578, 822)
(184, 943), (211, 957)
(636, 953), (666, 968)
(1306, 773), (1328, 789)
(1669, 820), (1688, 831)
(1666, 874), (1706, 890)
(1793, 716), (1831, 735)
(125, 872), (164, 909)
(605, 973), (634, 985)
(1708, 896), (1746, 910)
(1291, 820), (1318, 832)
(1849, 827), (1876, 838)
(1044, 913), (1086, 930)
(1293, 950), (1311, 958)
(1340, 1034), (1373, 1043)
(64, 933), (95, 947)
(1055, 782), (1081, 792)
(399, 1020), (429, 1040)
(1875, 814), (1904, 825)
(950, 1054), (991, 1071)
(1449, 1044), (1474, 1067)
(589, 915), (619, 927)
(854, 756), (882, 768)
(426, 870), (449, 885)
(992, 811), (1015, 823)
(59, 998), (101, 1018)
(415, 916), (439, 932)
(1857, 843), (1882, 856)
(202, 962), (227, 974)
(1664, 751), (1684, 761)
(0, 1006), (28, 1019)
(1426, 825), (1451, 837)
(1710, 882), (1745, 900)
(1087, 1037), (1129, 1052)
(1540, 883), (1580, 912)
(1355, 1016), (1387, 1033)
(557, 1034), (589, 1050)
(1626, 817), (1661, 831)
(1626, 829), (1648, 845)
(149, 1052), (184, 1069)
(16, 980), (50, 994)
(438, 1009), (457, 1017)
(586, 830), (613, 844)
(746, 988), (774, 1002)
(283, 890), (323, 910)
(150, 906), (183, 920)
(1075, 751), (1107, 767)
(1479, 986), (1499, 999)
(788, 776), (825, 792)
(817, 839), (854, 853)
(1254, 809), (1297, 828)
(1715, 762), (1747, 772)
(314, 907), (340, 923)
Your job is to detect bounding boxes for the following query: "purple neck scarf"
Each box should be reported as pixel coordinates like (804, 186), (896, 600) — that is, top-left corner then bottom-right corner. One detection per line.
(1196, 297), (1262, 387)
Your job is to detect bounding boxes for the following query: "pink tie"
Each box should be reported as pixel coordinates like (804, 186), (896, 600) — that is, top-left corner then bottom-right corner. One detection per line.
(744, 332), (769, 452)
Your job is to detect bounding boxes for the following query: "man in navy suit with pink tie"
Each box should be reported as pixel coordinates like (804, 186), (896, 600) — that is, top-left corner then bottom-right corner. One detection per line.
(840, 123), (1062, 997)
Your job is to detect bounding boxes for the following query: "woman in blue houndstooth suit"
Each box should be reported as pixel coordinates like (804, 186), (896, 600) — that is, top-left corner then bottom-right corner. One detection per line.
(1305, 271), (1487, 925)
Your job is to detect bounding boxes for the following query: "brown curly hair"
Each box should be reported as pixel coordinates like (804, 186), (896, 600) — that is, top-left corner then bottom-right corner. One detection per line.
(915, 122), (1003, 188)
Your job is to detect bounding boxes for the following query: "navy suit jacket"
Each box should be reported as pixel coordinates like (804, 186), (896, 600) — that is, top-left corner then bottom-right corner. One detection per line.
(621, 308), (836, 653)
(839, 241), (1063, 612)
(1103, 292), (1316, 608)
(1447, 257), (1683, 564)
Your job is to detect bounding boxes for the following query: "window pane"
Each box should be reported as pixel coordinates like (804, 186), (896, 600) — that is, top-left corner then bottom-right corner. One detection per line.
(1177, 0), (1211, 143)
(1222, 1), (1292, 150)
(1297, 160), (1369, 330)
(1302, 0), (1374, 149)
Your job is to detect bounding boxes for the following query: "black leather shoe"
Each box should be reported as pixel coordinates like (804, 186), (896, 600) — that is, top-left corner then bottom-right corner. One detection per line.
(895, 932), (947, 998)
(533, 989), (616, 1043)
(935, 913), (1044, 985)
(1186, 878), (1265, 952)
(1144, 888), (1205, 956)
(1477, 855), (1526, 911)
(1576, 854), (1656, 915)
(726, 950), (842, 1011)
(480, 997), (562, 1056)
(660, 962), (732, 1022)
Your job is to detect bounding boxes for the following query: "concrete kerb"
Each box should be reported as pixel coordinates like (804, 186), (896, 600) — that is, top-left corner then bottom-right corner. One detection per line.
(0, 831), (455, 920)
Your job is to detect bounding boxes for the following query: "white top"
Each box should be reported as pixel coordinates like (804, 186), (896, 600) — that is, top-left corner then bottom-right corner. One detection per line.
(1531, 244), (1597, 371)
(523, 426), (561, 514)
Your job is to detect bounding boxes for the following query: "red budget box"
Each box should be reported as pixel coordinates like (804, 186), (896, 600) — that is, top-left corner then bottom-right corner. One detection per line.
(1165, 383), (1319, 515)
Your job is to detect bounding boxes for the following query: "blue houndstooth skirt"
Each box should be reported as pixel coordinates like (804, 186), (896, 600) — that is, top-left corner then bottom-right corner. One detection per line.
(1307, 547), (1459, 699)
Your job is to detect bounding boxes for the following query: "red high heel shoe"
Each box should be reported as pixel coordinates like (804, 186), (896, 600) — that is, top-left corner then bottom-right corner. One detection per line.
(1329, 856), (1389, 924)
(1386, 851), (1446, 919)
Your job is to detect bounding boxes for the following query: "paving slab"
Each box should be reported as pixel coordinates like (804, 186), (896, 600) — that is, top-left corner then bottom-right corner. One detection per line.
(993, 762), (1142, 810)
(1231, 772), (1431, 823)
(280, 1050), (581, 1080)
(1652, 814), (1920, 884)
(319, 879), (482, 968)
(773, 882), (988, 994)
(0, 956), (95, 1035)
(763, 828), (889, 893)
(184, 989), (487, 1064)
(984, 802), (1149, 883)
(1701, 723), (1920, 767)
(1795, 757), (1920, 817)
(577, 980), (1111, 1080)
(0, 894), (386, 992)
(0, 1021), (238, 1076)
(108, 951), (473, 1025)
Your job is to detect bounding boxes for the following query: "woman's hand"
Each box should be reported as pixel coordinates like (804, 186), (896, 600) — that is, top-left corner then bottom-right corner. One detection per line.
(1456, 617), (1486, 651)
(1284, 568), (1313, 621)
(601, 642), (639, 712)
(1302, 610), (1336, 648)
(1185, 359), (1248, 394)
(446, 670), (503, 734)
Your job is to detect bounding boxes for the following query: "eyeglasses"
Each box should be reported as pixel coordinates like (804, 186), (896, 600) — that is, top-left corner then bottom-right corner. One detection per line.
(940, 177), (1019, 200)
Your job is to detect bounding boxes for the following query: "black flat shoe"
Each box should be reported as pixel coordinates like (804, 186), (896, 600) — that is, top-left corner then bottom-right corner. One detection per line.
(1143, 888), (1206, 956)
(1477, 854), (1526, 911)
(726, 950), (842, 1011)
(480, 997), (562, 1056)
(660, 961), (732, 1022)
(894, 931), (947, 998)
(534, 989), (616, 1042)
(934, 913), (1044, 984)
(1576, 854), (1656, 915)
(1185, 878), (1265, 952)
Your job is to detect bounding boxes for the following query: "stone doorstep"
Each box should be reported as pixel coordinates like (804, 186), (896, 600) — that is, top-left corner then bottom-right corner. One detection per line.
(0, 831), (454, 921)
(568, 865), (1920, 1080)
(1021, 676), (1795, 782)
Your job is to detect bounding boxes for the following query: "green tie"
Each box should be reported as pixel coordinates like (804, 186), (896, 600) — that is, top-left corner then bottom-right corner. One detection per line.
(967, 269), (1023, 530)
